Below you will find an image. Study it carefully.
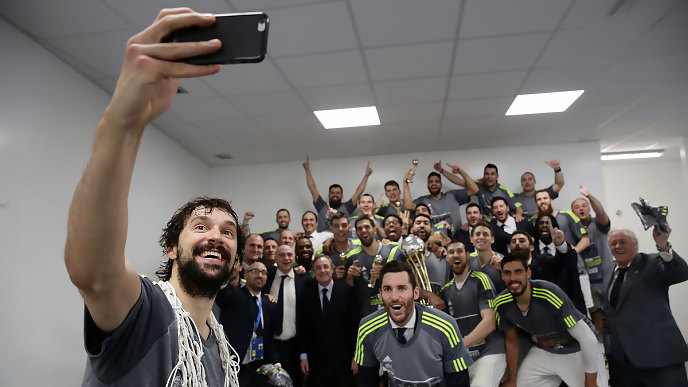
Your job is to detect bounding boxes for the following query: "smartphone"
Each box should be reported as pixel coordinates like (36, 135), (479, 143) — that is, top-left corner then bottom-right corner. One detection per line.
(165, 12), (269, 65)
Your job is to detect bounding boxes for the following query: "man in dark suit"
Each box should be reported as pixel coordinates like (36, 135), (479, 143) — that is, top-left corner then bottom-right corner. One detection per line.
(215, 261), (279, 387)
(298, 254), (359, 387)
(264, 245), (309, 386)
(529, 214), (586, 314)
(603, 225), (688, 386)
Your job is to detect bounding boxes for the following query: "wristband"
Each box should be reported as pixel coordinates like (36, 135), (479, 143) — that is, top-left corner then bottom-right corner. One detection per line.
(554, 167), (561, 172)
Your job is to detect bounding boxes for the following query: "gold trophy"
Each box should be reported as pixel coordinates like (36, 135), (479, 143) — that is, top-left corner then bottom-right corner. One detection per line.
(401, 235), (433, 304)
(405, 159), (419, 183)
(368, 254), (384, 287)
(339, 252), (347, 267)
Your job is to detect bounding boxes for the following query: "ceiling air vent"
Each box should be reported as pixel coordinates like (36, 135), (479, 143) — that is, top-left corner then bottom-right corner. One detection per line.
(215, 153), (233, 160)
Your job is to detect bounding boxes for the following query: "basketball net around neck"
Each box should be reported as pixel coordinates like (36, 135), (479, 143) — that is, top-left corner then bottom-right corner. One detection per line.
(158, 281), (240, 387)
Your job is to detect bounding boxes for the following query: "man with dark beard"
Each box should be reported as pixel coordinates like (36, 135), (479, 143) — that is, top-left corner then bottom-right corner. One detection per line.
(411, 213), (451, 292)
(345, 216), (403, 317)
(496, 254), (607, 387)
(65, 10), (243, 386)
(303, 156), (372, 232)
(295, 236), (315, 272)
(441, 240), (505, 387)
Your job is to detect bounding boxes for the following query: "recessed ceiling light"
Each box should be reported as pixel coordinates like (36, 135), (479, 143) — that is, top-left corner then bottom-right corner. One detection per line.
(505, 90), (584, 116)
(601, 150), (664, 161)
(314, 106), (381, 129)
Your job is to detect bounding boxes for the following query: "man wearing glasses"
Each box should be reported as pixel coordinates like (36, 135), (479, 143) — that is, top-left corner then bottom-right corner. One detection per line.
(216, 261), (280, 386)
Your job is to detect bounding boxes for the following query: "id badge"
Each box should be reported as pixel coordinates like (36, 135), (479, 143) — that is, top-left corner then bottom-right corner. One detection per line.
(250, 336), (264, 361)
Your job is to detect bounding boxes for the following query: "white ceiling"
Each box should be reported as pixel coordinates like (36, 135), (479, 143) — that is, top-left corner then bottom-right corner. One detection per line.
(2, 0), (687, 166)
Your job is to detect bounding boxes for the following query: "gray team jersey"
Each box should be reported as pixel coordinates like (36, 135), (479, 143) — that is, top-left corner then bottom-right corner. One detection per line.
(425, 251), (451, 293)
(474, 183), (519, 217)
(513, 185), (559, 218)
(376, 202), (407, 218)
(580, 218), (613, 283)
(468, 252), (506, 294)
(348, 214), (385, 239)
(316, 239), (361, 269)
(414, 189), (470, 231)
(356, 304), (473, 386)
(82, 276), (225, 386)
(495, 279), (586, 355)
(346, 242), (403, 317)
(314, 196), (356, 232)
(440, 271), (505, 360)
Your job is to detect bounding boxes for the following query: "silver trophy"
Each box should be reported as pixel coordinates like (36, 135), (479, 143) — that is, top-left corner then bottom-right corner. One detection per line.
(401, 235), (433, 304)
(405, 159), (419, 183)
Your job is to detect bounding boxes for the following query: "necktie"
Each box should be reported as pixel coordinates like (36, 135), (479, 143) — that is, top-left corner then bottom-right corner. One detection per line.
(253, 296), (263, 335)
(274, 275), (287, 335)
(542, 246), (550, 255)
(322, 288), (330, 315)
(609, 267), (627, 309)
(396, 328), (407, 344)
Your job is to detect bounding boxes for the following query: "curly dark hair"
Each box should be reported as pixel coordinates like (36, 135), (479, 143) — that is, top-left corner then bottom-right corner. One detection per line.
(156, 197), (245, 281)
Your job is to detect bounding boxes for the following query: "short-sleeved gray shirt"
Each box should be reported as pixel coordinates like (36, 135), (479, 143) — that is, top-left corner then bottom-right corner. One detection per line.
(414, 189), (470, 231)
(346, 242), (403, 317)
(495, 279), (586, 355)
(475, 183), (519, 217)
(82, 276), (225, 386)
(314, 196), (356, 232)
(440, 271), (505, 361)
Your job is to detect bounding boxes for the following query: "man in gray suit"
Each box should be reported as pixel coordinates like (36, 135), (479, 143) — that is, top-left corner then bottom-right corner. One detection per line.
(603, 224), (688, 386)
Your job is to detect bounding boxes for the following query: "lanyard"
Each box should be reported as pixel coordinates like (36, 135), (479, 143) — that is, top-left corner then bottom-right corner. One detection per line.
(254, 295), (262, 332)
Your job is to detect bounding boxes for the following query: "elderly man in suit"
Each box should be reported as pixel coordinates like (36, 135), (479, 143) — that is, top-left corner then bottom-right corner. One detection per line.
(215, 261), (279, 386)
(299, 254), (359, 386)
(264, 245), (309, 386)
(602, 224), (688, 386)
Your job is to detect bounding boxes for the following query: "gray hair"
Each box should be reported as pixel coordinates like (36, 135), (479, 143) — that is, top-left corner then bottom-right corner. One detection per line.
(608, 229), (638, 245)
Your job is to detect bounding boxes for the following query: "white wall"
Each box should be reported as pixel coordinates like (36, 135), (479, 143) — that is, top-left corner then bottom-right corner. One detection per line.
(1, 14), (686, 386)
(210, 141), (605, 233)
(603, 157), (688, 339)
(0, 19), (210, 385)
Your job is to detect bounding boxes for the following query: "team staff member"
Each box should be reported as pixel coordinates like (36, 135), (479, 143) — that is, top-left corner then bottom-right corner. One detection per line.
(602, 225), (688, 386)
(64, 9), (242, 386)
(496, 254), (607, 387)
(298, 255), (359, 387)
(216, 262), (279, 386)
(356, 261), (472, 386)
(264, 245), (309, 386)
(441, 241), (505, 387)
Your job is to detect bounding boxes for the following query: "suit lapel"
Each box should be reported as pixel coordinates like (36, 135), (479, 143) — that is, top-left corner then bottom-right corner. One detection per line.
(617, 254), (641, 308)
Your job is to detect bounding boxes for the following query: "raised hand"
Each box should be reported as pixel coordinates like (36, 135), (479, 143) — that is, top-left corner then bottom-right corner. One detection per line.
(106, 9), (221, 130)
(433, 160), (444, 173)
(365, 161), (373, 177)
(545, 159), (561, 170)
(579, 184), (590, 197)
(445, 162), (462, 175)
(302, 155), (310, 171)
